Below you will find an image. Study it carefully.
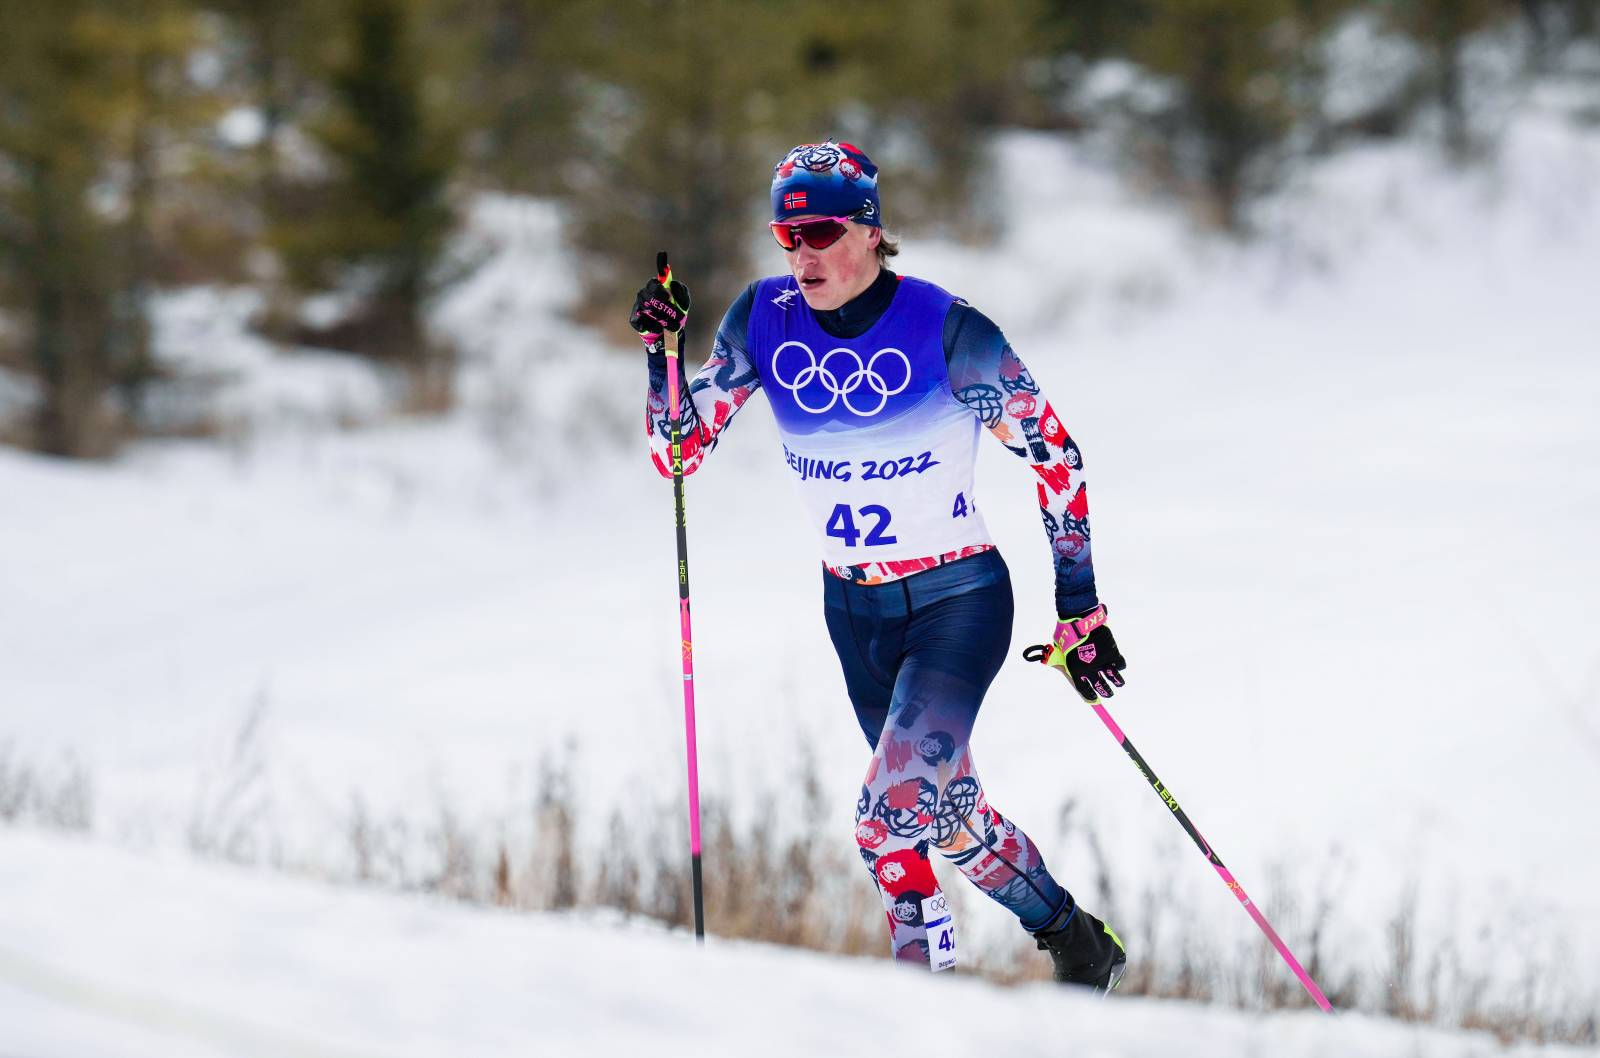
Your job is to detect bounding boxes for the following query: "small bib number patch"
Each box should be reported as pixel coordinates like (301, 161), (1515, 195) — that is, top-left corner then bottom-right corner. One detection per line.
(922, 893), (956, 972)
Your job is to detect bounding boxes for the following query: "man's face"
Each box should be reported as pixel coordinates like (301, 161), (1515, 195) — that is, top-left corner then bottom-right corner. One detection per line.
(781, 217), (881, 311)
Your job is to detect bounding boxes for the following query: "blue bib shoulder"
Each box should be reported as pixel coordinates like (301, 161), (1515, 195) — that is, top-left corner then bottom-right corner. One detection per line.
(749, 274), (958, 435)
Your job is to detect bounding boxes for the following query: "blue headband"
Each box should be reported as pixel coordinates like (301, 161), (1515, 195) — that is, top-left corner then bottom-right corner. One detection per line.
(771, 141), (882, 227)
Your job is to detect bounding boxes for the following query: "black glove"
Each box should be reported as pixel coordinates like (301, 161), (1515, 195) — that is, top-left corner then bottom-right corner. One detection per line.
(1045, 605), (1128, 704)
(629, 251), (691, 343)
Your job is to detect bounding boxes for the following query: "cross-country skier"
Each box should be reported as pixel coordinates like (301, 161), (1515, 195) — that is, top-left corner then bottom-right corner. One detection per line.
(631, 140), (1128, 990)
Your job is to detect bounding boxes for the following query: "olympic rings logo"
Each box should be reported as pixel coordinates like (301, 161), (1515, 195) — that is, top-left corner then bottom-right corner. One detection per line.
(770, 341), (911, 417)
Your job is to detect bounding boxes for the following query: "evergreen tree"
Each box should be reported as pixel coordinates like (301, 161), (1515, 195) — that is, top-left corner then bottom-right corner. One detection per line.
(563, 0), (791, 327)
(567, 0), (1039, 328)
(101, 0), (216, 414)
(1128, 0), (1318, 228)
(270, 0), (463, 404)
(782, 0), (1040, 237)
(1384, 0), (1516, 158)
(1038, 0), (1155, 59)
(0, 0), (219, 453)
(448, 0), (583, 195)
(1, 4), (133, 455)
(208, 0), (337, 224)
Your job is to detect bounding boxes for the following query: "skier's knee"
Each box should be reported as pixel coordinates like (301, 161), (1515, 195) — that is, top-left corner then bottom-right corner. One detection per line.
(855, 815), (890, 857)
(931, 774), (984, 852)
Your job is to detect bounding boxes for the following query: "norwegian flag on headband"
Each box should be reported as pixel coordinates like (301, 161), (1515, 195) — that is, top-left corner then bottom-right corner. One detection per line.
(783, 191), (807, 210)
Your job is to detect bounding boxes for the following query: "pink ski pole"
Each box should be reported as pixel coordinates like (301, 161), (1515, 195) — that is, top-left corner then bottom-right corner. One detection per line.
(658, 252), (705, 941)
(1023, 643), (1333, 1012)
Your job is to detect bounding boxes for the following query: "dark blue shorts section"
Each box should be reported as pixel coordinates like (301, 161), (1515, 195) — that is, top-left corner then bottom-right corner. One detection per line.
(823, 549), (1014, 746)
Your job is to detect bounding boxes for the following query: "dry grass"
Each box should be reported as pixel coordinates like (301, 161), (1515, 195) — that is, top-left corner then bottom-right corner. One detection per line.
(297, 746), (1598, 1046)
(187, 695), (277, 865)
(2, 727), (1593, 1046)
(0, 738), (93, 831)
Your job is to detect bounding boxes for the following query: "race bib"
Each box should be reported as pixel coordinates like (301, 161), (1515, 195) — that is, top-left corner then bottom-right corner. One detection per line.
(750, 275), (995, 566)
(923, 893), (956, 972)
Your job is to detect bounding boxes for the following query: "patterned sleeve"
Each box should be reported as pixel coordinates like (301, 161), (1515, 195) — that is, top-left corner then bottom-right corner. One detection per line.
(645, 283), (763, 478)
(944, 302), (1099, 619)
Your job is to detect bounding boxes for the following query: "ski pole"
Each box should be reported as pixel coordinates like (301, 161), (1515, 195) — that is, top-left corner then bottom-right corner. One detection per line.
(659, 251), (705, 942)
(1022, 643), (1333, 1012)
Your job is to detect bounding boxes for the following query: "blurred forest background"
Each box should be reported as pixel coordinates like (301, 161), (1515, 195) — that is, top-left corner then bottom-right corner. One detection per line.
(1, 0), (1597, 458)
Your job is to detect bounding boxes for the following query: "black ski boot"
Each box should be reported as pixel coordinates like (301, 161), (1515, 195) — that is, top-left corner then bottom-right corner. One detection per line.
(1031, 905), (1127, 993)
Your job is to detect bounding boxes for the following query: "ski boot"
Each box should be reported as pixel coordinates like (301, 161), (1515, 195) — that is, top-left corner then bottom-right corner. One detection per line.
(1031, 905), (1127, 993)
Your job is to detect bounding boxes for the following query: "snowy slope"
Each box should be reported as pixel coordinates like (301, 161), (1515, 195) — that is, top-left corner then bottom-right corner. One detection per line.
(2, 97), (1598, 1030)
(1, 828), (1593, 1058)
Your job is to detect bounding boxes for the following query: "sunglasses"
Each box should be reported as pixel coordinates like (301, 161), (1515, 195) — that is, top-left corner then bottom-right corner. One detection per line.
(768, 208), (871, 252)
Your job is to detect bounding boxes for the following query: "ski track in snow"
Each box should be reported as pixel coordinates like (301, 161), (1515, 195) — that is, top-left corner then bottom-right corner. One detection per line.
(0, 830), (1594, 1058)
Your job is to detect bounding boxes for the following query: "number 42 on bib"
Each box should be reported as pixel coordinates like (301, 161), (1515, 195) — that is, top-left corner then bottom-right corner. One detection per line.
(825, 503), (898, 548)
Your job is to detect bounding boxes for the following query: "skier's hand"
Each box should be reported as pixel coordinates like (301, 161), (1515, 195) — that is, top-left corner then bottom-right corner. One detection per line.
(629, 251), (691, 352)
(1045, 605), (1127, 703)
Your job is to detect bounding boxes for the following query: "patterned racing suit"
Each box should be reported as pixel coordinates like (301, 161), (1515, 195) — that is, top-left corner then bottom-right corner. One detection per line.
(645, 268), (1099, 964)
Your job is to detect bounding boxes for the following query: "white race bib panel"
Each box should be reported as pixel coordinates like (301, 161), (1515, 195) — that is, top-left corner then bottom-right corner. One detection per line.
(750, 275), (993, 566)
(922, 893), (957, 972)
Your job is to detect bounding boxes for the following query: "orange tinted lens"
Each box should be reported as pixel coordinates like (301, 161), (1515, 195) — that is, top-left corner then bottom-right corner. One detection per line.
(796, 220), (847, 250)
(770, 218), (848, 251)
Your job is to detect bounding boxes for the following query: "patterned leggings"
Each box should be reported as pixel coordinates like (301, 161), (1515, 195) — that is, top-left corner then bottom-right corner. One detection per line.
(824, 549), (1073, 965)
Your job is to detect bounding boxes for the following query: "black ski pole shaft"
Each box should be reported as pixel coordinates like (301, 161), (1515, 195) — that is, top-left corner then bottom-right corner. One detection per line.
(659, 251), (705, 942)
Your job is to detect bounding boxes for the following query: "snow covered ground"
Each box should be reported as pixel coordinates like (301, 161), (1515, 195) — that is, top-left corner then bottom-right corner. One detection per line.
(3, 96), (1599, 1044)
(1, 828), (1593, 1058)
